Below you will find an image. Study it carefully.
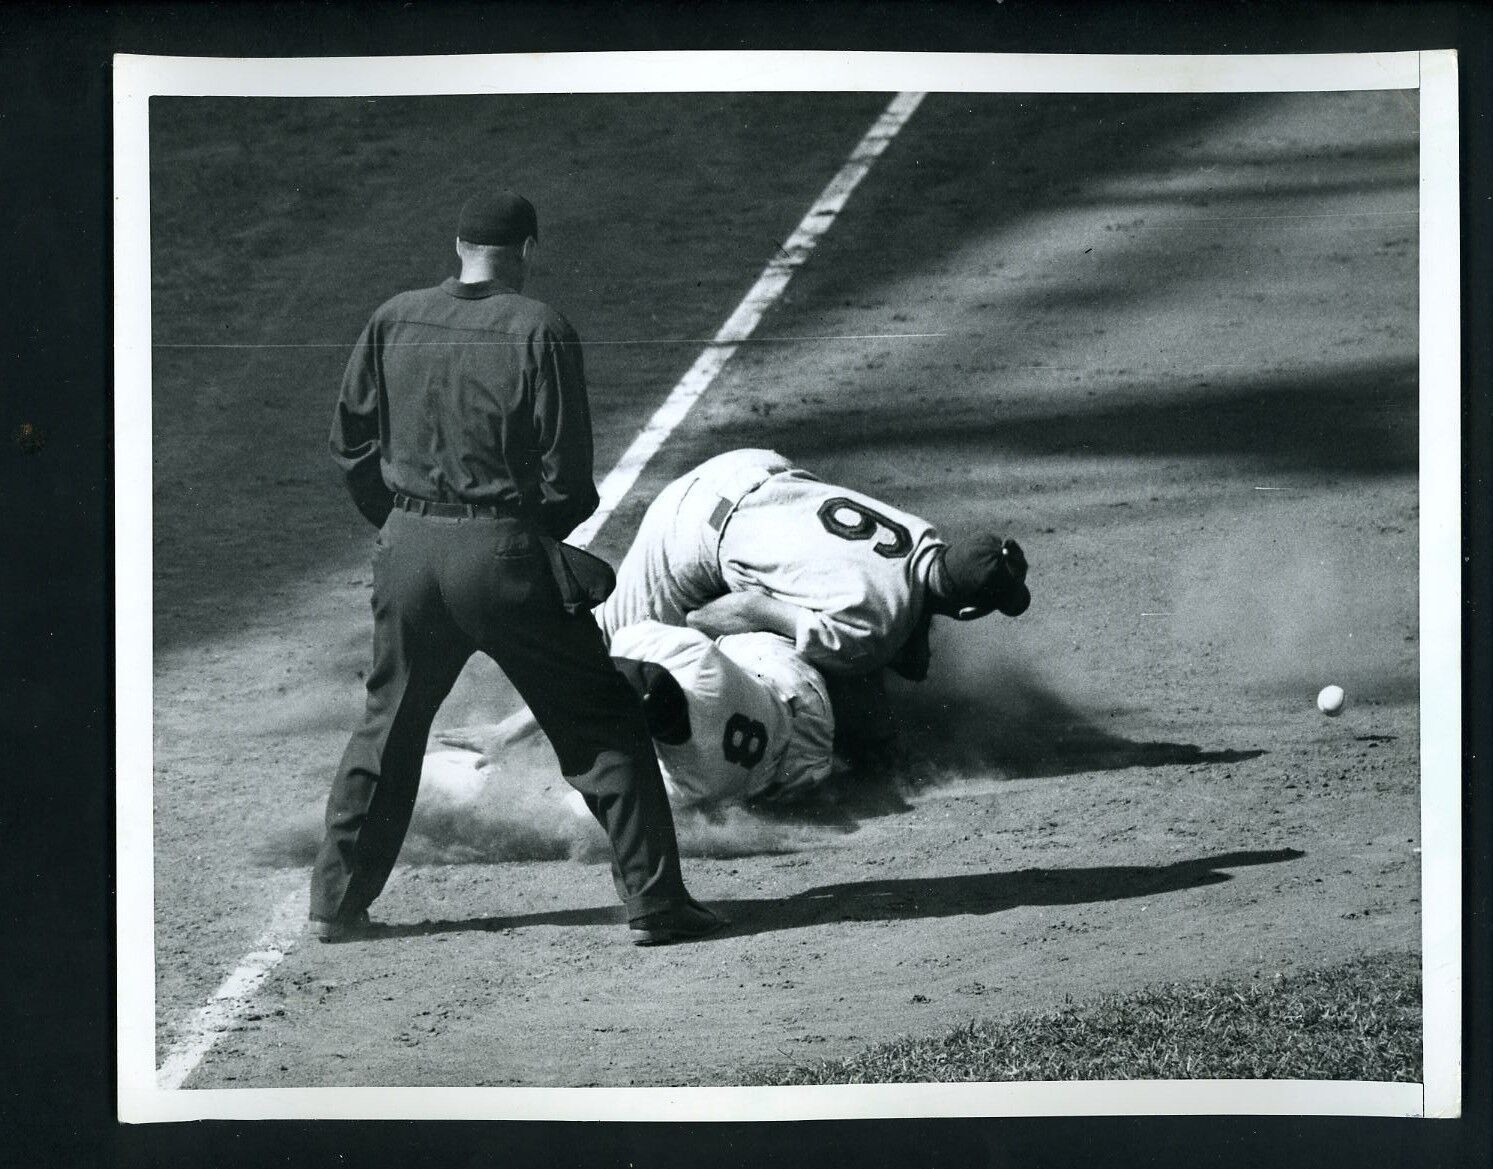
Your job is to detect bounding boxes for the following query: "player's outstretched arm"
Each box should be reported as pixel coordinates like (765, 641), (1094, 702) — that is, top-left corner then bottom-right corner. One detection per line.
(684, 591), (805, 641)
(435, 705), (542, 753)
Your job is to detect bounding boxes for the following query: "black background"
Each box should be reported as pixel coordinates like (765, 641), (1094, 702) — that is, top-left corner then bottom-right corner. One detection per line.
(0, 2), (1487, 1166)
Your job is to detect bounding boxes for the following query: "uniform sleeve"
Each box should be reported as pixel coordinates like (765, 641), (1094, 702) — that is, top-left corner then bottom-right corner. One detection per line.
(329, 315), (394, 528)
(792, 607), (882, 675)
(532, 315), (600, 540)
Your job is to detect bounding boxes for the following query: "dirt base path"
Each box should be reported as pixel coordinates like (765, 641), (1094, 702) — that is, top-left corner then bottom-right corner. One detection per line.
(149, 89), (1421, 1088)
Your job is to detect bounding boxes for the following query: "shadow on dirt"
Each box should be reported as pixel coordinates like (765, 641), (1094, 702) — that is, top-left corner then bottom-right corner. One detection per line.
(750, 357), (1418, 479)
(737, 656), (1266, 835)
(157, 91), (1408, 651)
(746, 739), (1264, 839)
(893, 660), (1265, 782)
(360, 847), (1304, 944)
(258, 657), (1264, 868)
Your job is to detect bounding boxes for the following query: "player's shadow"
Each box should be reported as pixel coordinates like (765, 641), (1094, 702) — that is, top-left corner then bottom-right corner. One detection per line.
(740, 667), (1264, 836)
(896, 663), (1263, 782)
(370, 847), (1303, 944)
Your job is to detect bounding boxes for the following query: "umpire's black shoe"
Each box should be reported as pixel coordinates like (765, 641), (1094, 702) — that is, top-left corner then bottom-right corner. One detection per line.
(308, 909), (375, 944)
(629, 898), (727, 946)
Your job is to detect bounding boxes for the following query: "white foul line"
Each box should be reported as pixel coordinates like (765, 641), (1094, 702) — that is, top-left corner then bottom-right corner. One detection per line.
(154, 91), (925, 1090)
(156, 884), (308, 1089)
(567, 90), (926, 548)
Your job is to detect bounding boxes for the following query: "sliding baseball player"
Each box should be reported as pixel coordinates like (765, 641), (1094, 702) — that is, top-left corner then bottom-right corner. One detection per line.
(610, 620), (835, 806)
(457, 448), (1030, 804)
(597, 447), (1029, 680)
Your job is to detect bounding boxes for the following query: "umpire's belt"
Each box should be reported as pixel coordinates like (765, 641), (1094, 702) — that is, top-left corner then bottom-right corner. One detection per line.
(393, 492), (513, 519)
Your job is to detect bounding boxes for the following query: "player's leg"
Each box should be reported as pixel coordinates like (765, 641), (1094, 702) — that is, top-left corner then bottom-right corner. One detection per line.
(499, 621), (697, 921)
(310, 513), (473, 926)
(597, 470), (718, 639)
(443, 521), (705, 925)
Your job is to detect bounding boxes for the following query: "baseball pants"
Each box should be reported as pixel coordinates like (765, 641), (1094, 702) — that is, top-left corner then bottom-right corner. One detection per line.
(310, 507), (688, 923)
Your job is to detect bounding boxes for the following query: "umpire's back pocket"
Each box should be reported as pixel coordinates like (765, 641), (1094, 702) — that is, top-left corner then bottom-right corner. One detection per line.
(541, 539), (617, 616)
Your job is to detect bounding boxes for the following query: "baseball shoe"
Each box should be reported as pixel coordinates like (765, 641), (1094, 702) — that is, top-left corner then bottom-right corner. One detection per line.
(308, 909), (375, 944)
(629, 898), (727, 946)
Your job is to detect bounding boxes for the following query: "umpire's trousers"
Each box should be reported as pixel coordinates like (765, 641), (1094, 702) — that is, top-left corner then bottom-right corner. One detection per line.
(310, 507), (689, 923)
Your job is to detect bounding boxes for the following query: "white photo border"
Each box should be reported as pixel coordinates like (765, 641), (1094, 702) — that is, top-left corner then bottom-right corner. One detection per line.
(114, 48), (1460, 1123)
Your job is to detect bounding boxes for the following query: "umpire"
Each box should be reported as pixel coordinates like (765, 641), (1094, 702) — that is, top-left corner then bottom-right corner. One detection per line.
(310, 190), (722, 946)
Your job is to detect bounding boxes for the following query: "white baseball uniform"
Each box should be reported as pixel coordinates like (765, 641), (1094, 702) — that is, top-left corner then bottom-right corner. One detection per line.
(598, 449), (947, 676)
(608, 620), (834, 806)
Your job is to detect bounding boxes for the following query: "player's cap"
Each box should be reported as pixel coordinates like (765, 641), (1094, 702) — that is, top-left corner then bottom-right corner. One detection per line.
(458, 190), (539, 246)
(943, 534), (1030, 620)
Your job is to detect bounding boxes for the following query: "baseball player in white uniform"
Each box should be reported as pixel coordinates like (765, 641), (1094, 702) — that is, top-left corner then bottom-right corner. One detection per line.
(609, 620), (835, 806)
(463, 449), (1028, 804)
(597, 448), (1030, 682)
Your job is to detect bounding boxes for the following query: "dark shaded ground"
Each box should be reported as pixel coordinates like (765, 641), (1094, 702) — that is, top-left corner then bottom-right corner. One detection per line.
(150, 89), (1422, 1088)
(739, 357), (1418, 476)
(334, 848), (1306, 944)
(611, 90), (1417, 515)
(149, 92), (890, 649)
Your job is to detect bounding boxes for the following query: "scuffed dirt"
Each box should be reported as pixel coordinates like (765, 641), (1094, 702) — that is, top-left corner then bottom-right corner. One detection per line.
(148, 89), (1422, 1088)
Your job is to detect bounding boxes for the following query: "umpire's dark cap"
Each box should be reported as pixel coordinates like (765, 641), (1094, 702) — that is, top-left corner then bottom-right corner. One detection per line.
(458, 190), (539, 246)
(944, 534), (1030, 619)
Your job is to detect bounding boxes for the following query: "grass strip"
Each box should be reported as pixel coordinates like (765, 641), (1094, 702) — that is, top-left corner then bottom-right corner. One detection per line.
(750, 951), (1421, 1085)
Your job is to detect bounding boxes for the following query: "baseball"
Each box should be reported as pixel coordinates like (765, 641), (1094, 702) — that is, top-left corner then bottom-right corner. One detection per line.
(1317, 684), (1346, 717)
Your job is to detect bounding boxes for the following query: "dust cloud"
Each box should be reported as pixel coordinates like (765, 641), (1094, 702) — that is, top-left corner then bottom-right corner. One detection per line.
(883, 608), (1270, 784)
(1167, 512), (1417, 701)
(256, 527), (1387, 873)
(253, 742), (829, 869)
(888, 619), (1110, 781)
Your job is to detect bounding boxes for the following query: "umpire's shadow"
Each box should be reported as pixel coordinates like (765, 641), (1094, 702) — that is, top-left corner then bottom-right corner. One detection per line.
(373, 847), (1303, 944)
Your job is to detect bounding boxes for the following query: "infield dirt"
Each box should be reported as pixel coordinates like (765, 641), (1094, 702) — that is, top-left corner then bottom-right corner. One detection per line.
(147, 88), (1421, 1087)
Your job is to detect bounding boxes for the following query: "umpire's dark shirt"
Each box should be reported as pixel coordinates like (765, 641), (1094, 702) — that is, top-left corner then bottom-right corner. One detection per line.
(330, 277), (599, 540)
